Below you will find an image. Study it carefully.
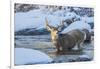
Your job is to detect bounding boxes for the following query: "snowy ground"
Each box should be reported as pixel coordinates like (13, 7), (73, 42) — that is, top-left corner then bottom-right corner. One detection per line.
(15, 6), (94, 32)
(15, 35), (94, 65)
(14, 5), (94, 65)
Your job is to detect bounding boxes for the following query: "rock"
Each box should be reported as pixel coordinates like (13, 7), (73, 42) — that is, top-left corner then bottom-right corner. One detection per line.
(68, 59), (76, 62)
(77, 55), (92, 61)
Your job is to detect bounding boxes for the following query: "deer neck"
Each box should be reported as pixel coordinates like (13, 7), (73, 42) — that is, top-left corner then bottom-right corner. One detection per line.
(50, 32), (58, 43)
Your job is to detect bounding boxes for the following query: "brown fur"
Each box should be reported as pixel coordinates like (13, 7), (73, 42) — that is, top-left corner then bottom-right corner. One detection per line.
(45, 18), (85, 53)
(57, 29), (85, 52)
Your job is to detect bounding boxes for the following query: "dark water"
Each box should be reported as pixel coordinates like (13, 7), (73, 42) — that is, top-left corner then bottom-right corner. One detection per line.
(15, 35), (51, 42)
(15, 35), (94, 64)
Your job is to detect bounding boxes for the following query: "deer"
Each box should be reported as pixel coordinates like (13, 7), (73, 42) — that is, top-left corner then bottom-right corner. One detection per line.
(45, 18), (86, 53)
(61, 20), (92, 43)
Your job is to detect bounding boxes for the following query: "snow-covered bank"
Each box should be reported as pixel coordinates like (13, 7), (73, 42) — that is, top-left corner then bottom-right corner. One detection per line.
(15, 5), (94, 36)
(61, 21), (91, 33)
(15, 48), (53, 65)
(15, 36), (94, 64)
(15, 9), (66, 31)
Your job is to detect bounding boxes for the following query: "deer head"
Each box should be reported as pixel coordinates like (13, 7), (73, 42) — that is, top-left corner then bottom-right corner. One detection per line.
(45, 18), (64, 42)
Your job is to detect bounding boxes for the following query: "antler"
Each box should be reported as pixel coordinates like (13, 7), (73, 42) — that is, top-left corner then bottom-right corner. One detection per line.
(57, 20), (65, 31)
(45, 17), (53, 31)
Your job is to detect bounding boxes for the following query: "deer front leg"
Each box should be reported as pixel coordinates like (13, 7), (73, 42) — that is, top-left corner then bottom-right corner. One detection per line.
(53, 40), (60, 52)
(56, 43), (61, 53)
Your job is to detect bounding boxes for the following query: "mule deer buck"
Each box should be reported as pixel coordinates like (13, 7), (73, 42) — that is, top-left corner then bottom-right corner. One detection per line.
(45, 18), (86, 53)
(61, 20), (92, 43)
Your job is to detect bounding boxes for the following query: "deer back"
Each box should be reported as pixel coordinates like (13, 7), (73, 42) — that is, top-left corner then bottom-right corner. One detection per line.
(57, 29), (85, 51)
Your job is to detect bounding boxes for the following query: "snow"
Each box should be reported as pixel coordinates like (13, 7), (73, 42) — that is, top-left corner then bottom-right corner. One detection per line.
(73, 7), (81, 11)
(15, 8), (93, 32)
(65, 12), (77, 18)
(53, 10), (66, 16)
(81, 16), (94, 23)
(79, 55), (90, 58)
(15, 10), (45, 31)
(61, 20), (91, 33)
(60, 12), (81, 20)
(78, 54), (92, 61)
(15, 9), (63, 31)
(15, 48), (53, 65)
(15, 9), (79, 31)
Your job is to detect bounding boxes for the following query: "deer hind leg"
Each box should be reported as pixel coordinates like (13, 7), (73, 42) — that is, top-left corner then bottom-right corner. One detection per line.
(72, 44), (79, 50)
(77, 41), (84, 51)
(77, 35), (85, 50)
